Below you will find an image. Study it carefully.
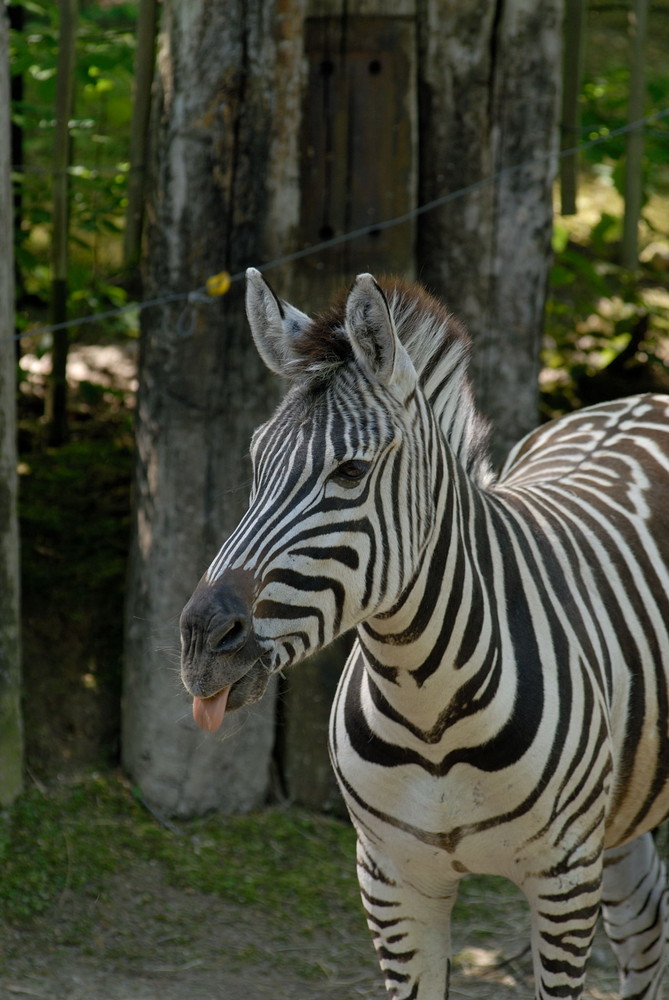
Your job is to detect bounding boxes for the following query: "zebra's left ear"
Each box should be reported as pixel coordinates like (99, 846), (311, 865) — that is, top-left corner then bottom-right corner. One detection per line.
(345, 274), (415, 391)
(245, 268), (311, 377)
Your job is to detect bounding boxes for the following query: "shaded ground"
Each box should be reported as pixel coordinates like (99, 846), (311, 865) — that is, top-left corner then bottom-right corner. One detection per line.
(0, 835), (373, 999)
(1, 838), (621, 1000)
(1, 862), (381, 1000)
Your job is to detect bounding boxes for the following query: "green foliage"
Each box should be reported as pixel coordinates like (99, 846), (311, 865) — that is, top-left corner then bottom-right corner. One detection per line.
(10, 0), (137, 330)
(0, 769), (526, 968)
(544, 6), (669, 418)
(156, 808), (360, 927)
(543, 222), (669, 417)
(16, 403), (134, 778)
(0, 774), (148, 921)
(580, 71), (669, 199)
(578, 11), (669, 207)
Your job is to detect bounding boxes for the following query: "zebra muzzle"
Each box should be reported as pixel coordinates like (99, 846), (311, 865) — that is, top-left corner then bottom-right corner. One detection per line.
(180, 570), (268, 729)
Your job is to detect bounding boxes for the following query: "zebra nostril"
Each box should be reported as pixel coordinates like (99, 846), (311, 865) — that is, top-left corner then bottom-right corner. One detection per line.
(180, 571), (257, 661)
(207, 616), (250, 654)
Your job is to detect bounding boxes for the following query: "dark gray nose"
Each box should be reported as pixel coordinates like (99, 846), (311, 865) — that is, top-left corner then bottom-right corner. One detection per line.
(180, 577), (253, 657)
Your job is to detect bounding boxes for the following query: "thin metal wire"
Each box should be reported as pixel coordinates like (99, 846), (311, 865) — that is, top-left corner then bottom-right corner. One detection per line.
(9, 107), (669, 345)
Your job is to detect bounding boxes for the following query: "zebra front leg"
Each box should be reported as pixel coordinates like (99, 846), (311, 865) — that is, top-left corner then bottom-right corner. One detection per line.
(356, 837), (458, 999)
(524, 867), (603, 1000)
(602, 832), (669, 1000)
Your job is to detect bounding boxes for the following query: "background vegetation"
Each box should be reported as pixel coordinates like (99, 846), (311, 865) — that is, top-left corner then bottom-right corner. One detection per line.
(12, 0), (135, 326)
(544, 4), (669, 416)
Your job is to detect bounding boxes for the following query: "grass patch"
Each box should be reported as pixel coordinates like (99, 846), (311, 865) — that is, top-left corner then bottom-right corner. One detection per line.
(158, 807), (360, 926)
(0, 772), (360, 929)
(455, 873), (528, 947)
(2, 772), (588, 996)
(0, 771), (530, 942)
(0, 773), (157, 921)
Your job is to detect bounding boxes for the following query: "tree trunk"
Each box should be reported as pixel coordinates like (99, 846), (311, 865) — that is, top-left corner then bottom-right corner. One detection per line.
(123, 0), (304, 816)
(0, 2), (23, 806)
(417, 0), (563, 466)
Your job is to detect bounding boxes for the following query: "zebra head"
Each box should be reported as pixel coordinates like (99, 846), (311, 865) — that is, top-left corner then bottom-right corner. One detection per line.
(180, 269), (460, 731)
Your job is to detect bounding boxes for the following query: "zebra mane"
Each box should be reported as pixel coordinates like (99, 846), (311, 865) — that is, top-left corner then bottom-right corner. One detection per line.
(290, 278), (495, 487)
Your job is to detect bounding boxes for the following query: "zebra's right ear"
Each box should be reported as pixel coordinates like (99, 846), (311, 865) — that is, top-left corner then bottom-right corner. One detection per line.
(345, 274), (416, 394)
(245, 268), (311, 376)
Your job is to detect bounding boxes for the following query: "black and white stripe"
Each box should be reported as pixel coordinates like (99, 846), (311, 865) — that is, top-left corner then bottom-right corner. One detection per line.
(180, 271), (669, 999)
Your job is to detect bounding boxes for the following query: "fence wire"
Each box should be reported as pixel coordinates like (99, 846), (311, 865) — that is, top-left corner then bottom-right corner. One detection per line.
(9, 106), (669, 346)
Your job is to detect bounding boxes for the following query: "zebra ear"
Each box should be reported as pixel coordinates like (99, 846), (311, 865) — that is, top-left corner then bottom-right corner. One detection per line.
(245, 268), (311, 376)
(345, 273), (414, 391)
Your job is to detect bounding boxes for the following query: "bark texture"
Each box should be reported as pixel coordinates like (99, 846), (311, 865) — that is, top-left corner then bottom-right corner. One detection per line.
(417, 0), (563, 465)
(122, 0), (306, 815)
(0, 2), (23, 805)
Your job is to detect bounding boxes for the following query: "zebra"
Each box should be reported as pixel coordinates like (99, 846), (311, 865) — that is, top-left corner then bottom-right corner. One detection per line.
(180, 268), (669, 999)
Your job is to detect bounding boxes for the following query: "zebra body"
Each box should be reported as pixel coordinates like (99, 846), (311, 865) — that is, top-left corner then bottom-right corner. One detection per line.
(180, 270), (669, 999)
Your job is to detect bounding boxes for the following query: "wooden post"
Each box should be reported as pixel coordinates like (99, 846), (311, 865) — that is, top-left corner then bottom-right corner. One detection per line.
(560, 0), (586, 215)
(0, 1), (23, 805)
(123, 0), (296, 816)
(123, 0), (158, 274)
(280, 0), (417, 811)
(296, 9), (416, 303)
(47, 0), (79, 446)
(416, 0), (563, 466)
(621, 0), (649, 269)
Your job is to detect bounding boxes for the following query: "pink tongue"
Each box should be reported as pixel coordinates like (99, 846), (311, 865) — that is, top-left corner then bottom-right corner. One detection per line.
(192, 687), (231, 733)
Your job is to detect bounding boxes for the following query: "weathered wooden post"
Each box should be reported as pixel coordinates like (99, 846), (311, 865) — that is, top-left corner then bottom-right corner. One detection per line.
(621, 0), (649, 269)
(417, 0), (563, 465)
(277, 1), (417, 810)
(0, 1), (23, 805)
(123, 0), (304, 816)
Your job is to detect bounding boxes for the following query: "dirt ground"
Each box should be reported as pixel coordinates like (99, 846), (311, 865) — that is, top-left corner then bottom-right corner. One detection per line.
(1, 857), (380, 1000)
(1, 854), (622, 1000)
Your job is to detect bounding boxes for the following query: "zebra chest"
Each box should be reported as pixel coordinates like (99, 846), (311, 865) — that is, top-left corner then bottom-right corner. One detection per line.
(330, 695), (545, 881)
(329, 650), (612, 883)
(331, 731), (537, 881)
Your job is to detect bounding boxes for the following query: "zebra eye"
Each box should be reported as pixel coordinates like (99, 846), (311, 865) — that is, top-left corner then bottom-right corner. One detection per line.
(331, 459), (370, 488)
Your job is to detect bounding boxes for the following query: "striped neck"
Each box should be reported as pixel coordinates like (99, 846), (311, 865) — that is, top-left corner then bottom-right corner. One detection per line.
(353, 445), (509, 740)
(361, 441), (498, 667)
